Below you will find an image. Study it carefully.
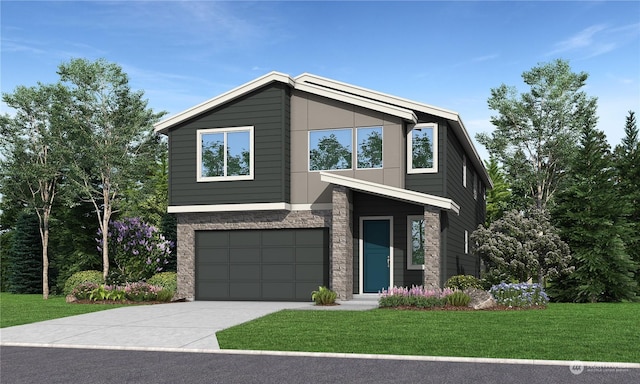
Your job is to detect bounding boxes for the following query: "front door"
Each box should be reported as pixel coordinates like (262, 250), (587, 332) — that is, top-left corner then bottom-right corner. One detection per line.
(362, 219), (391, 293)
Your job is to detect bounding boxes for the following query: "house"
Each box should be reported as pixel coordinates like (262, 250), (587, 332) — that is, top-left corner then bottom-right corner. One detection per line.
(154, 72), (492, 301)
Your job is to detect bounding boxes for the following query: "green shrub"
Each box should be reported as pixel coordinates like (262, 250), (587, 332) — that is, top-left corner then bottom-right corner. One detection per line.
(147, 272), (177, 294)
(311, 286), (337, 305)
(156, 289), (174, 302)
(445, 291), (471, 307)
(64, 270), (103, 295)
(71, 282), (99, 300)
(445, 275), (482, 290)
(89, 285), (125, 302)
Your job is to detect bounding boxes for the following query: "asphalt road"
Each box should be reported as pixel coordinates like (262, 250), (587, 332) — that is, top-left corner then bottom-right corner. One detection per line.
(1, 346), (638, 384)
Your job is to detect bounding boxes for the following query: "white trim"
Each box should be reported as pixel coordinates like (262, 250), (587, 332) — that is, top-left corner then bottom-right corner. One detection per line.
(407, 215), (426, 271)
(290, 203), (333, 211)
(464, 230), (469, 254)
(196, 126), (254, 182)
(320, 171), (460, 214)
(359, 216), (394, 294)
(167, 202), (290, 213)
(154, 72), (294, 133)
(407, 123), (438, 174)
(462, 154), (467, 187)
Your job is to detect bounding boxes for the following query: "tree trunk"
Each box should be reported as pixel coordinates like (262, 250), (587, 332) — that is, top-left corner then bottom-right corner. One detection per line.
(102, 213), (110, 282)
(42, 213), (50, 300)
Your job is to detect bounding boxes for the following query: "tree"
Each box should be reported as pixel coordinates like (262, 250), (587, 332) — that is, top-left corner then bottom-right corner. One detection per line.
(0, 82), (71, 298)
(471, 208), (572, 287)
(411, 133), (433, 169)
(358, 130), (383, 168)
(614, 111), (640, 292)
(483, 157), (511, 224)
(309, 134), (351, 170)
(6, 212), (42, 294)
(552, 117), (638, 302)
(477, 59), (598, 210)
(59, 58), (165, 281)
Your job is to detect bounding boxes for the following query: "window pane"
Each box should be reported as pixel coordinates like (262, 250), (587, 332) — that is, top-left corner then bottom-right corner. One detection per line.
(357, 127), (383, 169)
(201, 133), (224, 177)
(309, 129), (352, 171)
(411, 219), (425, 265)
(226, 131), (251, 176)
(412, 127), (434, 169)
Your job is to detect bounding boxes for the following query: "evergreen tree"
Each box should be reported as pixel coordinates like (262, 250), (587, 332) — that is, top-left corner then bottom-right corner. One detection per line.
(483, 157), (512, 224)
(7, 212), (42, 294)
(614, 111), (640, 293)
(552, 117), (637, 302)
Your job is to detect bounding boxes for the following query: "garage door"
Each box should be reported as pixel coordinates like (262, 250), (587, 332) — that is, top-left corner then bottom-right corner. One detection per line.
(195, 228), (329, 301)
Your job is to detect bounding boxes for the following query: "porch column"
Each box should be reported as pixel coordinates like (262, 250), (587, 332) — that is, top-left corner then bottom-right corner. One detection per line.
(423, 206), (441, 290)
(331, 185), (353, 300)
(176, 215), (196, 300)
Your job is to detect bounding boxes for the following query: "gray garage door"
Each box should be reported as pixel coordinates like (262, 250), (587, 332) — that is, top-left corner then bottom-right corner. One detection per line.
(195, 228), (329, 301)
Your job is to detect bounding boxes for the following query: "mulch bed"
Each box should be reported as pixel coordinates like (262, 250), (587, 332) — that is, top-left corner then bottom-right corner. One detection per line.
(380, 305), (547, 311)
(70, 298), (187, 305)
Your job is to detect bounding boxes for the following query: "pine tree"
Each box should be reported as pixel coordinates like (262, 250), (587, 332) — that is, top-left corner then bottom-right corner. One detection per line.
(7, 212), (43, 294)
(614, 111), (640, 293)
(552, 117), (637, 302)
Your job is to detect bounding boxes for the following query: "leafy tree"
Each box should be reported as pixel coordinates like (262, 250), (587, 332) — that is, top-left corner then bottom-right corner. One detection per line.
(411, 133), (433, 169)
(0, 82), (71, 298)
(0, 230), (14, 291)
(483, 157), (511, 224)
(202, 140), (225, 177)
(310, 134), (351, 170)
(358, 130), (382, 168)
(59, 58), (165, 281)
(471, 208), (572, 287)
(6, 212), (42, 294)
(613, 111), (640, 292)
(552, 117), (637, 302)
(477, 59), (597, 210)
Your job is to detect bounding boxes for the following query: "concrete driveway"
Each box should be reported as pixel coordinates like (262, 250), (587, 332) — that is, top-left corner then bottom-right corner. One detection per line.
(0, 298), (378, 351)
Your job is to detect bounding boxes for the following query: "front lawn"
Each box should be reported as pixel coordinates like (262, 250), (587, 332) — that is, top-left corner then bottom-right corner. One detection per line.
(0, 293), (125, 328)
(217, 303), (640, 362)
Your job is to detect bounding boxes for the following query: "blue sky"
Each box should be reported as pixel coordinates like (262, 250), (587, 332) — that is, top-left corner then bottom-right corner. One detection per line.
(2, 1), (639, 161)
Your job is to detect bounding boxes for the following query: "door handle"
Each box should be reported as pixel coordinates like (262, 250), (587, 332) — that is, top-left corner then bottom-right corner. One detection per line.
(387, 256), (390, 268)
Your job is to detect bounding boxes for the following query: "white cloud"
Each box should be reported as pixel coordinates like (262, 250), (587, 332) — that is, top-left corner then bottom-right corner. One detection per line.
(547, 23), (640, 59)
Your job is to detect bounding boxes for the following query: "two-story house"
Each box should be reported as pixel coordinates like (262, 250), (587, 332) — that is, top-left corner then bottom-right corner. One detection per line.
(154, 72), (491, 301)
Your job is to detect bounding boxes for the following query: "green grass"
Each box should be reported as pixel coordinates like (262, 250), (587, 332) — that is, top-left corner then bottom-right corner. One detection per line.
(0, 293), (126, 328)
(217, 303), (640, 363)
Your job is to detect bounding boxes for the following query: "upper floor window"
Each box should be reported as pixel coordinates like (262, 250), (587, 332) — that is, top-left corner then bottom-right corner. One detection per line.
(473, 172), (478, 200)
(407, 123), (437, 174)
(357, 126), (383, 169)
(197, 126), (254, 182)
(462, 155), (467, 187)
(309, 126), (383, 171)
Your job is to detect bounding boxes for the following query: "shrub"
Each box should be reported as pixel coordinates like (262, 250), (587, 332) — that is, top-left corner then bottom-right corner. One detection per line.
(147, 272), (177, 294)
(490, 282), (550, 308)
(156, 289), (174, 302)
(64, 270), (104, 295)
(445, 290), (471, 306)
(445, 275), (483, 290)
(311, 286), (337, 305)
(89, 285), (125, 302)
(123, 282), (162, 302)
(71, 282), (100, 300)
(378, 286), (453, 308)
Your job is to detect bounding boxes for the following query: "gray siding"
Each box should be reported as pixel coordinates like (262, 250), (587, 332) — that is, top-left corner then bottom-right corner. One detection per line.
(351, 192), (424, 292)
(404, 115), (450, 196)
(443, 126), (485, 280)
(167, 83), (290, 206)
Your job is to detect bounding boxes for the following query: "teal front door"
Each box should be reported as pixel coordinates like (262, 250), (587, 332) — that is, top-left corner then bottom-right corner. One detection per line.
(363, 219), (391, 293)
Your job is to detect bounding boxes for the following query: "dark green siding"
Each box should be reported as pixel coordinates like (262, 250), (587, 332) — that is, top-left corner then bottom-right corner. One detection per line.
(167, 83), (290, 206)
(443, 127), (485, 281)
(404, 116), (449, 196)
(352, 192), (424, 292)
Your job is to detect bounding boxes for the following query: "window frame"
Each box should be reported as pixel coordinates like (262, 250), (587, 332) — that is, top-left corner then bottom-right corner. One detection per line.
(464, 230), (469, 254)
(407, 215), (426, 270)
(407, 123), (438, 174)
(308, 128), (354, 172)
(196, 126), (254, 182)
(356, 126), (384, 170)
(462, 154), (467, 187)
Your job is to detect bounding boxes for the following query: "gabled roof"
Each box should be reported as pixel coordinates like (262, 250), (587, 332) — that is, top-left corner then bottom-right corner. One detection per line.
(320, 172), (460, 214)
(154, 71), (491, 187)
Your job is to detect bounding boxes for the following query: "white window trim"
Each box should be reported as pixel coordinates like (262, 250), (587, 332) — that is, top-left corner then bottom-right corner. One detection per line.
(196, 126), (254, 182)
(473, 172), (478, 200)
(359, 216), (394, 294)
(407, 215), (426, 270)
(464, 230), (469, 254)
(407, 123), (438, 174)
(355, 126), (384, 170)
(462, 154), (467, 187)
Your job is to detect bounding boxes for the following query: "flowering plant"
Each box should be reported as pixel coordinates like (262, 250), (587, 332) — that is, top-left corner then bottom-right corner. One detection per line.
(489, 282), (549, 308)
(123, 282), (163, 302)
(379, 285), (455, 308)
(97, 217), (174, 284)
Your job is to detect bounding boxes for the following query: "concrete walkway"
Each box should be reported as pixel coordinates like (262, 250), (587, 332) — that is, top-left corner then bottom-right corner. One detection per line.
(0, 297), (379, 351)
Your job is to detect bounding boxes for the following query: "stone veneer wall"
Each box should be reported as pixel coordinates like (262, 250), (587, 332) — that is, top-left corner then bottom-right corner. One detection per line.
(422, 206), (441, 290)
(176, 210), (332, 300)
(331, 186), (353, 300)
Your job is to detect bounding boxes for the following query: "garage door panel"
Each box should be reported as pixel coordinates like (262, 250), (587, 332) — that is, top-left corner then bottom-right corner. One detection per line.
(230, 248), (260, 263)
(262, 264), (295, 280)
(262, 248), (294, 263)
(196, 228), (328, 301)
